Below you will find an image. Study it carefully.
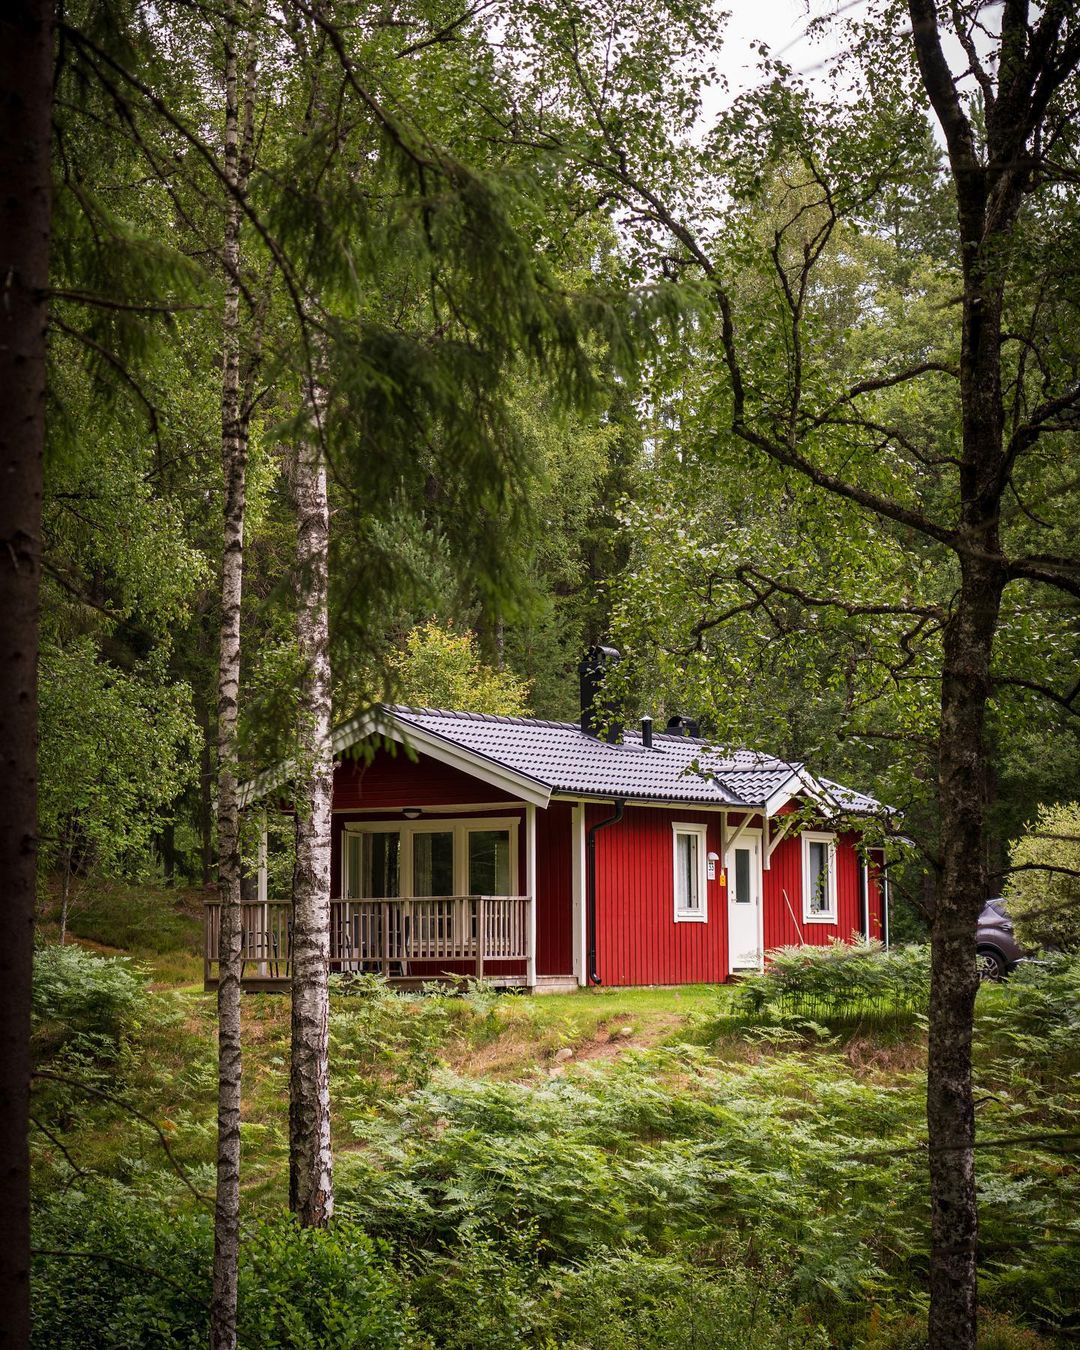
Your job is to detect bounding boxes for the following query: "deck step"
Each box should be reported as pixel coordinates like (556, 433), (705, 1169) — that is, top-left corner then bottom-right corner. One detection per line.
(531, 975), (580, 994)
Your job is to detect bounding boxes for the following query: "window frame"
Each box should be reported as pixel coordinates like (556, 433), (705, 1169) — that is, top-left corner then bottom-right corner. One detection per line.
(342, 816), (518, 899)
(672, 821), (709, 923)
(801, 831), (838, 923)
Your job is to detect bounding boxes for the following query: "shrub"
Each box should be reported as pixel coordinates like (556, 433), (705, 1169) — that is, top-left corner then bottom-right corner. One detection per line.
(32, 1188), (412, 1349)
(536, 1250), (830, 1349)
(411, 1243), (831, 1350)
(32, 943), (147, 1061)
(1005, 801), (1080, 952)
(733, 941), (931, 1027)
(855, 1307), (1056, 1349)
(329, 975), (458, 1103)
(975, 951), (1080, 1079)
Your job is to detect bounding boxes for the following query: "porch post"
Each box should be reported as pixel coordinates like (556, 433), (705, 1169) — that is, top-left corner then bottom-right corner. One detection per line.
(883, 864), (891, 950)
(257, 816), (268, 903)
(571, 803), (585, 986)
(257, 816), (268, 977)
(525, 804), (537, 990)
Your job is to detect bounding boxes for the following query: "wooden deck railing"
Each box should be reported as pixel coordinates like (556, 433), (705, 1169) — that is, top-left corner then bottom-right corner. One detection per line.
(204, 895), (533, 989)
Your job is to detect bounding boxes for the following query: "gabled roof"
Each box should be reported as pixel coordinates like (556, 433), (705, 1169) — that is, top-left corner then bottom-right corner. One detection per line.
(250, 703), (877, 817)
(817, 777), (883, 817)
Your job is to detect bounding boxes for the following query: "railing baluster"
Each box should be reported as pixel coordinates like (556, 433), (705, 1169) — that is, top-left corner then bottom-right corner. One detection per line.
(206, 894), (534, 988)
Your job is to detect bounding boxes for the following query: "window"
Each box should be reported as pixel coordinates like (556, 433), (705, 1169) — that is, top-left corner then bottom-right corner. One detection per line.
(344, 830), (400, 900)
(343, 818), (516, 900)
(802, 832), (837, 922)
(672, 823), (709, 922)
(468, 829), (512, 895)
(413, 831), (454, 897)
(732, 846), (751, 905)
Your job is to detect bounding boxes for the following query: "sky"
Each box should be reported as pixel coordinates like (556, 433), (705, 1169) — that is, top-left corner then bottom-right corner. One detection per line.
(717, 0), (998, 111)
(718, 0), (845, 96)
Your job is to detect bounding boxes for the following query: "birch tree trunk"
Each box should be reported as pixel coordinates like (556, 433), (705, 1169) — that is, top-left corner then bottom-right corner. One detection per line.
(59, 851), (73, 946)
(288, 373), (334, 1226)
(0, 3), (52, 1340)
(210, 8), (254, 1345)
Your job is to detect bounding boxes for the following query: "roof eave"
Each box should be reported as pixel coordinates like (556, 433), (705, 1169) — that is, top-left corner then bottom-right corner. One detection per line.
(239, 706), (553, 811)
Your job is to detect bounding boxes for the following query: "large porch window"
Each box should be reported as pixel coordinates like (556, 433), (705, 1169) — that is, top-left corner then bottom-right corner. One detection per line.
(343, 817), (517, 899)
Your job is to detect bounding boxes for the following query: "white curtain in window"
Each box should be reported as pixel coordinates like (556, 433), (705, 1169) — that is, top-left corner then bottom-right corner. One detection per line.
(676, 832), (699, 910)
(808, 840), (829, 912)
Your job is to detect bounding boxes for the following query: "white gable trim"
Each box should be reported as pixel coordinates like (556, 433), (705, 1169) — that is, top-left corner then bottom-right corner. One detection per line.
(237, 708), (551, 811)
(762, 765), (835, 818)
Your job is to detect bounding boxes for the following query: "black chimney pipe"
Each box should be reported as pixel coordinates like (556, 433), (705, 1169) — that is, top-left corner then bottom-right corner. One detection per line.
(587, 800), (624, 985)
(666, 714), (700, 739)
(579, 645), (622, 742)
(640, 715), (653, 749)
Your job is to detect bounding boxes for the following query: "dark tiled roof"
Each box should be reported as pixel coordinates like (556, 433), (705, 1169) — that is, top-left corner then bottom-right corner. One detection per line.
(379, 705), (867, 810)
(817, 777), (882, 816)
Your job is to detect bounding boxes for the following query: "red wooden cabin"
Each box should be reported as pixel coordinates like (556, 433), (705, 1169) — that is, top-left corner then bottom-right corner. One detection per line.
(206, 665), (888, 992)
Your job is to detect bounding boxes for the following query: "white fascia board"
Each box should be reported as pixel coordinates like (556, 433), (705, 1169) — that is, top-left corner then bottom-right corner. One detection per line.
(384, 717), (552, 808)
(552, 792), (748, 811)
(765, 767), (885, 823)
(236, 710), (389, 807)
(762, 771), (806, 818)
(237, 762), (292, 810)
(239, 708), (552, 811)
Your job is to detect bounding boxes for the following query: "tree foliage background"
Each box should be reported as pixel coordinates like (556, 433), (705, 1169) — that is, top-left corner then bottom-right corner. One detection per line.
(11, 0), (1080, 1344)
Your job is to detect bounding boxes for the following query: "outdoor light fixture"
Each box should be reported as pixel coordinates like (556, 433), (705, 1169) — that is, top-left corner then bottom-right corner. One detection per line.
(402, 807), (422, 820)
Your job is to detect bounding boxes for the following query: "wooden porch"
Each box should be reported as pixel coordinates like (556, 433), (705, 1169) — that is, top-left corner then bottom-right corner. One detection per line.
(203, 895), (535, 992)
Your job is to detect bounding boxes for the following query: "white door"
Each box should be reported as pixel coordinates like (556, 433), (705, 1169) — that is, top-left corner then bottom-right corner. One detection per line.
(727, 831), (763, 971)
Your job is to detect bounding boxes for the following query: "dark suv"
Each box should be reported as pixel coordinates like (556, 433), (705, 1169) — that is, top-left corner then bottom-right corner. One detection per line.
(976, 898), (1024, 981)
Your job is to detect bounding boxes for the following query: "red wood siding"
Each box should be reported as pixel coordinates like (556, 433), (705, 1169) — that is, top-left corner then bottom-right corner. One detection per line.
(591, 804), (728, 986)
(762, 829), (868, 949)
(317, 741), (882, 985)
(333, 746), (516, 810)
(591, 806), (878, 986)
(867, 849), (885, 941)
(536, 802), (574, 976)
(329, 744), (521, 900)
(326, 743), (572, 977)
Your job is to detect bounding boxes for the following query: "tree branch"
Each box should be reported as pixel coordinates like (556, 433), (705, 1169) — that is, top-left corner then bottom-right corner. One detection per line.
(32, 1071), (211, 1209)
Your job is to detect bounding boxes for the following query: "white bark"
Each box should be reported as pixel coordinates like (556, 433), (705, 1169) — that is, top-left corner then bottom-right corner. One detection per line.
(288, 369), (334, 1226)
(211, 10), (253, 1346)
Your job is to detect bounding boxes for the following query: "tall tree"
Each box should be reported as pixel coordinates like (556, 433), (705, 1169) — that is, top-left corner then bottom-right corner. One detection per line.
(211, 5), (256, 1343)
(287, 372), (335, 1226)
(0, 3), (53, 1339)
(504, 1), (1080, 1343)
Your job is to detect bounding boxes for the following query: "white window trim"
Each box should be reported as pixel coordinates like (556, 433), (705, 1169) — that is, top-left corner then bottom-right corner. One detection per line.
(672, 821), (709, 923)
(342, 816), (519, 899)
(802, 831), (838, 923)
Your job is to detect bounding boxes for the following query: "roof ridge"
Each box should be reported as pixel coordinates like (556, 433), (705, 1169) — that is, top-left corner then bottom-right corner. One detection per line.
(387, 703), (580, 731)
(387, 706), (806, 768)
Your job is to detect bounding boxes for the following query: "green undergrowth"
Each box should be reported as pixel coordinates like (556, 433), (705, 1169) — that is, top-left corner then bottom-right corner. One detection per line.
(45, 877), (205, 958)
(724, 942), (932, 1032)
(29, 942), (1080, 1346)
